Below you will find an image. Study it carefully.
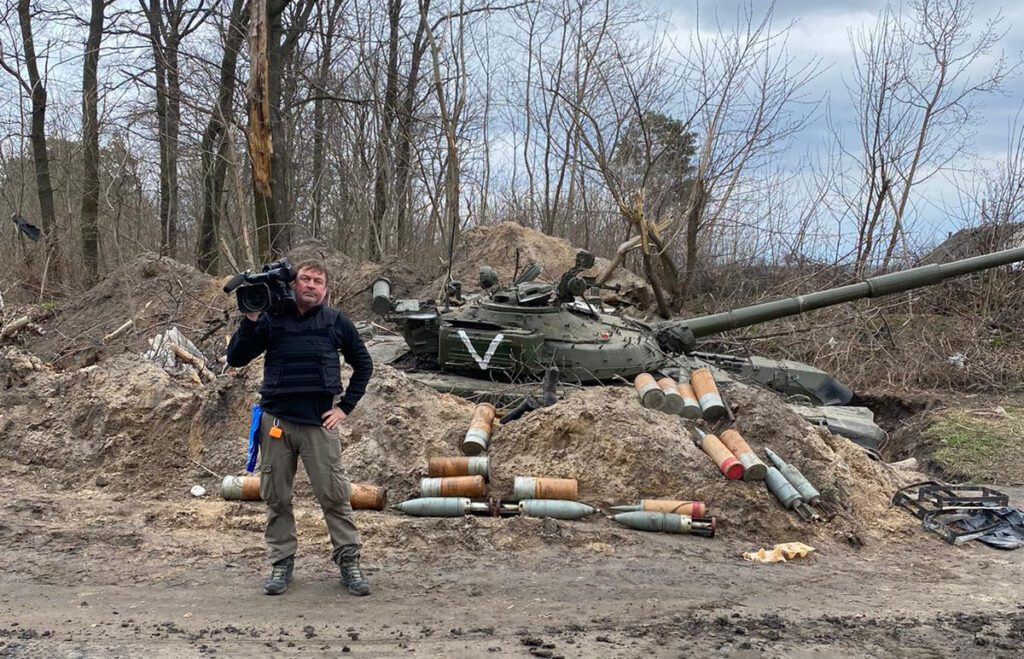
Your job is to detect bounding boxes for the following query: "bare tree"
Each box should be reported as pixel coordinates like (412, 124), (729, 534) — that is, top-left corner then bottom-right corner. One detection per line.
(80, 0), (109, 283)
(669, 6), (819, 299)
(196, 0), (246, 273)
(841, 0), (1011, 273)
(249, 0), (314, 260)
(0, 0), (60, 283)
(140, 0), (213, 259)
(393, 0), (429, 253)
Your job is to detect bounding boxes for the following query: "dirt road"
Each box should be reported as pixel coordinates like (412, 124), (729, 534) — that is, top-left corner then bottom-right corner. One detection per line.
(2, 476), (1022, 658)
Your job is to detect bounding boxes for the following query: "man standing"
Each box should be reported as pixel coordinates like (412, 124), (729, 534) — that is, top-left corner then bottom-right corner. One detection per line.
(227, 260), (374, 596)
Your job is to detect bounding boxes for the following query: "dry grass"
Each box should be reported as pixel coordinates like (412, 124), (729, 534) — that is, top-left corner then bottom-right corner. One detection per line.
(923, 406), (1024, 484)
(690, 269), (1024, 395)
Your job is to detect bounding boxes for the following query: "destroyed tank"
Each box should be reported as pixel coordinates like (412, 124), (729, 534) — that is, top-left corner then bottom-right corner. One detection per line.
(368, 246), (1024, 410)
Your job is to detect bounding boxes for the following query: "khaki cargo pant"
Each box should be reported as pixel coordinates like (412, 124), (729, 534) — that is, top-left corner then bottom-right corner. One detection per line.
(259, 412), (361, 565)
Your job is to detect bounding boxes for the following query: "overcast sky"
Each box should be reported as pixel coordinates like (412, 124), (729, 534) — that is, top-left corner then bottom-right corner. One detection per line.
(652, 0), (1024, 246)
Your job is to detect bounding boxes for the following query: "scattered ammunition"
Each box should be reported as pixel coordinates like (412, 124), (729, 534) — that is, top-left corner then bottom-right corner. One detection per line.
(610, 500), (706, 517)
(676, 382), (703, 419)
(609, 511), (716, 537)
(690, 368), (728, 421)
(420, 475), (486, 498)
(221, 476), (386, 510)
(719, 429), (768, 481)
(693, 428), (744, 480)
(392, 497), (479, 517)
(764, 467), (803, 510)
(513, 476), (579, 501)
(427, 456), (490, 481)
(657, 377), (685, 415)
(221, 475), (262, 501)
(633, 373), (665, 409)
(349, 483), (388, 510)
(764, 448), (821, 505)
(518, 499), (596, 520)
(461, 402), (496, 455)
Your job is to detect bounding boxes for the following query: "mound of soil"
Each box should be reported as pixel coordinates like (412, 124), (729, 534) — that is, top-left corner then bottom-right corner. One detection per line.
(1, 336), (913, 548)
(18, 253), (230, 370)
(0, 346), (199, 493)
(420, 223), (651, 306)
(488, 382), (912, 546)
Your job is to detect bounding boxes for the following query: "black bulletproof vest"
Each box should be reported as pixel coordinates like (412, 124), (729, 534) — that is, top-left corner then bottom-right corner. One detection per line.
(260, 306), (343, 397)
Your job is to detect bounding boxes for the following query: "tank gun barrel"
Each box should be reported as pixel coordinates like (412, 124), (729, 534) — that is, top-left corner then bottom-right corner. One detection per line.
(683, 245), (1024, 340)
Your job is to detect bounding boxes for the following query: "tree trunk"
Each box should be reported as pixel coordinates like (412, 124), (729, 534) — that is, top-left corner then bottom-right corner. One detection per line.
(80, 0), (105, 283)
(17, 0), (59, 281)
(197, 0), (246, 273)
(311, 1), (340, 242)
(394, 0), (429, 253)
(250, 0), (313, 260)
(370, 0), (402, 260)
(249, 0), (273, 261)
(679, 178), (708, 301)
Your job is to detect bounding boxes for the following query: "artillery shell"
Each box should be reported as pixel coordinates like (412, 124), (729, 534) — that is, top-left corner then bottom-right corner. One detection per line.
(676, 382), (703, 419)
(690, 368), (728, 421)
(609, 511), (716, 537)
(427, 456), (490, 481)
(696, 431), (744, 480)
(719, 429), (768, 481)
(350, 483), (388, 510)
(642, 499), (706, 516)
(513, 476), (579, 501)
(610, 500), (706, 516)
(420, 475), (486, 498)
(764, 467), (803, 509)
(633, 373), (665, 409)
(765, 448), (821, 505)
(657, 377), (685, 415)
(220, 475), (262, 501)
(462, 402), (496, 455)
(392, 496), (472, 517)
(518, 499), (596, 520)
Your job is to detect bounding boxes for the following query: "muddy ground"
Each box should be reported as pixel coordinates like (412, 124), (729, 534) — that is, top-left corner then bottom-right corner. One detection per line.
(2, 471), (1023, 658)
(3, 223), (1024, 657)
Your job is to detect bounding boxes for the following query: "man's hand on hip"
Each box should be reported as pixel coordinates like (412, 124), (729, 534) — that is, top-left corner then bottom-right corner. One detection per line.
(322, 406), (348, 430)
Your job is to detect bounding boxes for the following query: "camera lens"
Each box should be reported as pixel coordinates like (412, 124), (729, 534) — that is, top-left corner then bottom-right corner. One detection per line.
(237, 284), (270, 313)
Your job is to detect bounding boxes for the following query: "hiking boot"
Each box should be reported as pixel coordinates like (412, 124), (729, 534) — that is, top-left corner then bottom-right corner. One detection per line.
(263, 556), (294, 596)
(336, 546), (371, 596)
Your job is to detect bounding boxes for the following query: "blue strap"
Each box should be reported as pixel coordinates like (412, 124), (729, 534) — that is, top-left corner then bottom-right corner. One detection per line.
(245, 404), (263, 473)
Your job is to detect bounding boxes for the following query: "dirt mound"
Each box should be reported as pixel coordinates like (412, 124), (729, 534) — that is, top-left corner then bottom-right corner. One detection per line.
(0, 346), (199, 493)
(13, 245), (430, 371)
(21, 252), (231, 370)
(488, 382), (911, 546)
(420, 223), (650, 305)
(1, 340), (913, 548)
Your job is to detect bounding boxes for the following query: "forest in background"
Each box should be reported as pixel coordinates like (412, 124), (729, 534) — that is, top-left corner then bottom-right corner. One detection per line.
(1, 0), (1022, 313)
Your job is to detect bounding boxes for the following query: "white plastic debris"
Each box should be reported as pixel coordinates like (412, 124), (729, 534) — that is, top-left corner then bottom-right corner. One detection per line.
(947, 353), (966, 369)
(190, 485), (207, 498)
(143, 326), (205, 370)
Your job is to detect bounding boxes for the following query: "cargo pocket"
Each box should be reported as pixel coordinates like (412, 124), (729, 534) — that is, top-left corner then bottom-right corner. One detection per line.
(260, 464), (277, 505)
(325, 464), (351, 508)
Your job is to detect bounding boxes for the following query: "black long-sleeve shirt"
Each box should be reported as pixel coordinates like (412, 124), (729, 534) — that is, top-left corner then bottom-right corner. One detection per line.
(226, 305), (373, 425)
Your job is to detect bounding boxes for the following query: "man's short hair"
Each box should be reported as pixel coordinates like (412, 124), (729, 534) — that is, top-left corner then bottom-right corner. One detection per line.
(294, 260), (329, 285)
